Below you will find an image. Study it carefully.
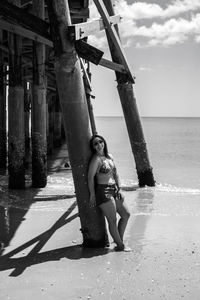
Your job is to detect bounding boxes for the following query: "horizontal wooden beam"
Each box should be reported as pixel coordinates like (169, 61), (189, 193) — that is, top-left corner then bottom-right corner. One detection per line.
(76, 40), (126, 73)
(0, 1), (127, 76)
(0, 0), (50, 40)
(99, 58), (126, 73)
(75, 40), (103, 65)
(70, 8), (89, 20)
(68, 0), (89, 9)
(69, 14), (121, 40)
(0, 19), (53, 47)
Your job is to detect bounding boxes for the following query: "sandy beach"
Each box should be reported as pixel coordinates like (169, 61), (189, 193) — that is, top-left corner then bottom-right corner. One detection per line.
(1, 167), (200, 300)
(0, 144), (199, 299)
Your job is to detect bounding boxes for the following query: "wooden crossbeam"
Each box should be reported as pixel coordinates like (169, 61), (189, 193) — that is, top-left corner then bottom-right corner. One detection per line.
(75, 40), (126, 73)
(0, 19), (53, 47)
(99, 57), (126, 73)
(70, 8), (89, 20)
(93, 0), (134, 83)
(0, 0), (129, 77)
(69, 14), (121, 40)
(0, 0), (50, 40)
(75, 40), (103, 64)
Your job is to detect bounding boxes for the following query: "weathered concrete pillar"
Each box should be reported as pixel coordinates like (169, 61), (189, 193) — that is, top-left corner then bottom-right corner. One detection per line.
(102, 0), (155, 186)
(46, 0), (108, 247)
(0, 206), (10, 249)
(7, 0), (25, 188)
(31, 0), (47, 187)
(0, 30), (7, 170)
(8, 33), (25, 188)
(117, 83), (155, 186)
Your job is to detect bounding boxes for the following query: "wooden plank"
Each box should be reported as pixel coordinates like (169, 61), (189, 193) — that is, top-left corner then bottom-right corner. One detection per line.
(93, 0), (134, 82)
(68, 0), (89, 9)
(75, 40), (103, 64)
(99, 58), (126, 73)
(76, 40), (126, 73)
(0, 0), (50, 39)
(70, 8), (89, 20)
(69, 14), (121, 40)
(80, 58), (92, 91)
(0, 19), (53, 47)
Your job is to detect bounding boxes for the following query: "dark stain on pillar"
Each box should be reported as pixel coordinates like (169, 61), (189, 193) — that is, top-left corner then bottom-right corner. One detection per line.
(32, 133), (47, 188)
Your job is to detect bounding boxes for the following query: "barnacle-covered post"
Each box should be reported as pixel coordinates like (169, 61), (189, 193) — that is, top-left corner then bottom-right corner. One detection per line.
(31, 0), (47, 187)
(46, 0), (108, 247)
(100, 0), (155, 187)
(8, 0), (25, 189)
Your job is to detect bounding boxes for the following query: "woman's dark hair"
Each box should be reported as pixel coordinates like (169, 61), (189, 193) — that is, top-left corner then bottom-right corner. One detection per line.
(89, 134), (110, 158)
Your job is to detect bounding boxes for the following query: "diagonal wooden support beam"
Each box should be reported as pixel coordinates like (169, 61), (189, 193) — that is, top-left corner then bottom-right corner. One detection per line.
(69, 14), (121, 40)
(0, 0), (50, 40)
(93, 0), (134, 83)
(80, 58), (92, 91)
(75, 40), (126, 73)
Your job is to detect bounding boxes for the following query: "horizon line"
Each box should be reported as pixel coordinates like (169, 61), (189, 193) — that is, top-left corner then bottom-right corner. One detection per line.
(95, 115), (200, 118)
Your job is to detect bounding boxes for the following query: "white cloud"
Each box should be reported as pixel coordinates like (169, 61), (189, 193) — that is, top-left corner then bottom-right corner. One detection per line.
(88, 0), (100, 19)
(139, 66), (153, 72)
(88, 1), (200, 48)
(123, 13), (200, 47)
(115, 0), (200, 20)
(88, 34), (107, 49)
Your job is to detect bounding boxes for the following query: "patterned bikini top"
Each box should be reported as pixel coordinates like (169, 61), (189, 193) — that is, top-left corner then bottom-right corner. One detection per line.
(96, 156), (115, 176)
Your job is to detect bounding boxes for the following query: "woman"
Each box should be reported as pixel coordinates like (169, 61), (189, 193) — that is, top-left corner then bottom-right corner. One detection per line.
(88, 134), (130, 251)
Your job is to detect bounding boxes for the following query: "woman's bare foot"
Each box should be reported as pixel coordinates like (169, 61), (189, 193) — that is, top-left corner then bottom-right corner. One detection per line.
(114, 244), (132, 252)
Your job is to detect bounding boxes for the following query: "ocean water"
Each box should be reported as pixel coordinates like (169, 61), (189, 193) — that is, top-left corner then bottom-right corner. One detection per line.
(1, 116), (200, 262)
(1, 116), (200, 216)
(95, 117), (200, 192)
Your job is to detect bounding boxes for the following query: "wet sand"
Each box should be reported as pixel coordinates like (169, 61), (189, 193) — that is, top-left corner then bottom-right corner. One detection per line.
(1, 152), (200, 299)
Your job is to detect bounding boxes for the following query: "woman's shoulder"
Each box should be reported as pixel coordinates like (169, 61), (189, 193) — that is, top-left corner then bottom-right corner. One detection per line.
(90, 154), (101, 165)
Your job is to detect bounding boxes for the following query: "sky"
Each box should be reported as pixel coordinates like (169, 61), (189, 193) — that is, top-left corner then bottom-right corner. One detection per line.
(87, 0), (200, 117)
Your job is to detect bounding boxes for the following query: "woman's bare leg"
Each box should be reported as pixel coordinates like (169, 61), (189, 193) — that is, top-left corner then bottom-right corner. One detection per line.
(116, 198), (130, 241)
(99, 199), (124, 249)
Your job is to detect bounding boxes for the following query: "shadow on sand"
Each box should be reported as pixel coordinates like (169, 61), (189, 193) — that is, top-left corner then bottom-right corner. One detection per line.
(0, 146), (74, 259)
(0, 200), (111, 277)
(0, 185), (75, 254)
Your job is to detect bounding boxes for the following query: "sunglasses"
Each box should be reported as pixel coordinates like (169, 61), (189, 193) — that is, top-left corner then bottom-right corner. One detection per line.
(93, 140), (104, 147)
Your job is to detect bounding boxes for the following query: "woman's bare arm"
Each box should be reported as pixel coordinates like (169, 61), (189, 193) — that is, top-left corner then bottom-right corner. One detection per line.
(109, 154), (121, 191)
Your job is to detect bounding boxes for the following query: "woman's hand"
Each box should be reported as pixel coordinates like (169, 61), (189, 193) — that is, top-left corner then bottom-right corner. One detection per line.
(116, 190), (124, 202)
(89, 194), (96, 208)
